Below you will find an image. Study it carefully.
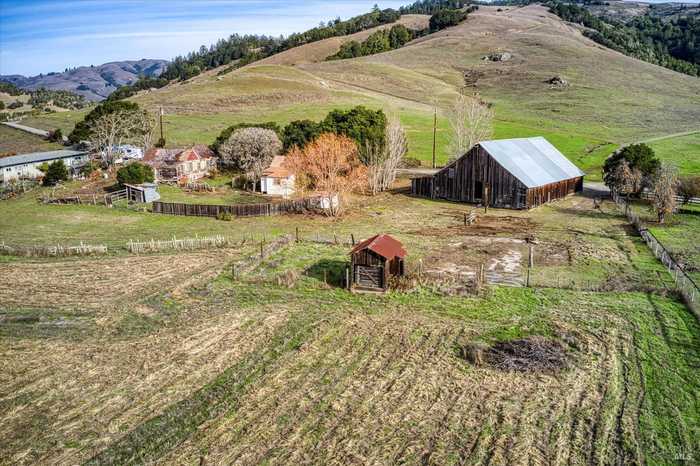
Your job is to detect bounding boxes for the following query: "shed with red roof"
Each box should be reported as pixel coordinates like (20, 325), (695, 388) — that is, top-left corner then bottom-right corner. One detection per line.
(349, 234), (406, 291)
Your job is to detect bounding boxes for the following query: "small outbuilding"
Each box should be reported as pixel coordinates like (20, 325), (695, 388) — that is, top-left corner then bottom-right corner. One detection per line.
(412, 137), (584, 209)
(125, 183), (160, 203)
(350, 234), (406, 292)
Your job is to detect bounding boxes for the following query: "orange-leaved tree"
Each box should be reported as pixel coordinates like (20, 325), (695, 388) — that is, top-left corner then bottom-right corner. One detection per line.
(285, 133), (367, 216)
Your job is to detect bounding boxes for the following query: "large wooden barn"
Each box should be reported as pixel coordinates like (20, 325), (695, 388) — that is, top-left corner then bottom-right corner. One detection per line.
(412, 137), (585, 209)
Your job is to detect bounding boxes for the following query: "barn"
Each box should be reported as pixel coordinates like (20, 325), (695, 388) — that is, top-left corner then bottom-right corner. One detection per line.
(412, 137), (585, 209)
(350, 234), (406, 292)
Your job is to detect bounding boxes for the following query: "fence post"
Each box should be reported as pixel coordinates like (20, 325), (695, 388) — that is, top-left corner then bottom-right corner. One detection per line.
(296, 227), (300, 243)
(346, 267), (350, 290)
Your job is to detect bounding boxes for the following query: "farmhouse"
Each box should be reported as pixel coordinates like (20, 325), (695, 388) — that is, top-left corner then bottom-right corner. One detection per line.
(350, 234), (406, 292)
(260, 156), (295, 198)
(0, 149), (90, 184)
(412, 137), (585, 209)
(143, 145), (216, 183)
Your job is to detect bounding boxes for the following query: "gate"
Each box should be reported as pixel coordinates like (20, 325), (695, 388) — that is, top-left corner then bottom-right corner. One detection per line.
(355, 265), (383, 289)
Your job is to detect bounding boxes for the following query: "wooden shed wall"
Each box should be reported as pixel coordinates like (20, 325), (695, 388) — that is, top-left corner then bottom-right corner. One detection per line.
(526, 176), (583, 208)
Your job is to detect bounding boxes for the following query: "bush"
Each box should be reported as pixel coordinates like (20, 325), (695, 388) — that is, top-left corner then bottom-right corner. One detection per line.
(678, 176), (700, 204)
(116, 162), (155, 186)
(42, 160), (69, 186)
(47, 128), (63, 143)
(0, 101), (4, 110)
(402, 157), (423, 168)
(8, 100), (23, 109)
(216, 211), (233, 221)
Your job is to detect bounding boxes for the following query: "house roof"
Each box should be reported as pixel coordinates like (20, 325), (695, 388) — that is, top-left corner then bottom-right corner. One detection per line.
(0, 149), (89, 169)
(263, 156), (292, 178)
(350, 234), (407, 260)
(143, 145), (214, 167)
(476, 137), (584, 189)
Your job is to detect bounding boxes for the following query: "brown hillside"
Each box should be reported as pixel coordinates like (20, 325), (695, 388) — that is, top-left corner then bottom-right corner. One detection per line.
(259, 15), (430, 66)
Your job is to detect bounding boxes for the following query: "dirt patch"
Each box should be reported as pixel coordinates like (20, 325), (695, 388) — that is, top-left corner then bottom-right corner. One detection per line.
(411, 215), (535, 238)
(486, 336), (569, 373)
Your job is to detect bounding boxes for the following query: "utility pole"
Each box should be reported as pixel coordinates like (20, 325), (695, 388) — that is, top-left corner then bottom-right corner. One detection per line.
(432, 106), (437, 169)
(159, 106), (165, 144)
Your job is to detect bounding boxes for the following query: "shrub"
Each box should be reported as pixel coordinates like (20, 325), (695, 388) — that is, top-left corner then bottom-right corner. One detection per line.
(402, 157), (423, 168)
(678, 176), (700, 204)
(116, 162), (155, 186)
(216, 211), (233, 221)
(322, 106), (387, 164)
(0, 101), (4, 110)
(8, 100), (23, 109)
(42, 160), (69, 186)
(47, 128), (63, 143)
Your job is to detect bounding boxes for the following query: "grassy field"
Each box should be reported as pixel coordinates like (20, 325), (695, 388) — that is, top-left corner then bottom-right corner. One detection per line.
(0, 125), (63, 155)
(629, 201), (700, 283)
(647, 131), (700, 174)
(1, 188), (698, 464)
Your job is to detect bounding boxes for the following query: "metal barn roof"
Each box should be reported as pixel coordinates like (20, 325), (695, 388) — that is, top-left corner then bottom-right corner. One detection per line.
(479, 137), (584, 188)
(350, 234), (407, 259)
(0, 149), (88, 169)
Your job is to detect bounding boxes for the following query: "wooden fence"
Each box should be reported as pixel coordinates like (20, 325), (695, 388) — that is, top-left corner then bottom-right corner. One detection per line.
(638, 191), (700, 205)
(0, 241), (108, 257)
(612, 191), (699, 318)
(126, 235), (230, 253)
(151, 196), (325, 218)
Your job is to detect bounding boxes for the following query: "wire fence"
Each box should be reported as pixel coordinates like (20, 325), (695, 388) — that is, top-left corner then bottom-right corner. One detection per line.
(612, 191), (699, 318)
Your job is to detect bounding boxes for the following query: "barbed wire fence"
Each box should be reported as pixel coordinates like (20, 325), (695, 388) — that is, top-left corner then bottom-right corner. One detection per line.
(611, 191), (699, 319)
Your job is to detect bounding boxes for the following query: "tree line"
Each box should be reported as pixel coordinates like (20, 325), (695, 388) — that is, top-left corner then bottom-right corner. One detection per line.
(0, 81), (87, 110)
(327, 7), (474, 61)
(547, 1), (699, 76)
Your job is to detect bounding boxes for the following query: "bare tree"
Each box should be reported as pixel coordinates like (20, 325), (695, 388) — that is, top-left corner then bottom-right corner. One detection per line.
(286, 133), (367, 216)
(135, 110), (157, 151)
(90, 109), (153, 164)
(448, 92), (493, 161)
(651, 163), (679, 224)
(219, 127), (281, 191)
(367, 118), (407, 195)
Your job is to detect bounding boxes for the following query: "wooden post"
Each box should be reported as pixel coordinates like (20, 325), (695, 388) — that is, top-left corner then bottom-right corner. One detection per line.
(346, 267), (350, 290)
(463, 212), (467, 226)
(484, 184), (489, 213)
(296, 227), (300, 243)
(351, 234), (355, 245)
(432, 106), (437, 169)
(480, 263), (485, 286)
(231, 263), (236, 280)
(260, 241), (264, 259)
(323, 269), (327, 285)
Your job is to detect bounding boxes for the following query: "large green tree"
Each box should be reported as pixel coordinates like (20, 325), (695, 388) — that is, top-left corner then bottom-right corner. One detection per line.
(429, 9), (468, 32)
(603, 143), (660, 192)
(282, 120), (322, 151)
(322, 106), (387, 163)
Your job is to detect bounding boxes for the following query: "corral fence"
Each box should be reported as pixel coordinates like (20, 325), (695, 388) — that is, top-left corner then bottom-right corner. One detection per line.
(126, 235), (230, 254)
(151, 195), (334, 218)
(638, 191), (700, 206)
(612, 191), (699, 317)
(0, 241), (108, 258)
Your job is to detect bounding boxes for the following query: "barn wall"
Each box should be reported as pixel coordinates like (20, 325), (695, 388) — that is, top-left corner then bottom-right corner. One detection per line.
(425, 146), (529, 209)
(525, 176), (583, 208)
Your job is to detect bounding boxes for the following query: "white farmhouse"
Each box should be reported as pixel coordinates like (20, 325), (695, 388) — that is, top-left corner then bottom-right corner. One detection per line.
(260, 156), (295, 198)
(0, 149), (90, 184)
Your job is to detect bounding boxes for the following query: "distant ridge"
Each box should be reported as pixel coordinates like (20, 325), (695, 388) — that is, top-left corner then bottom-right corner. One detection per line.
(1, 59), (168, 102)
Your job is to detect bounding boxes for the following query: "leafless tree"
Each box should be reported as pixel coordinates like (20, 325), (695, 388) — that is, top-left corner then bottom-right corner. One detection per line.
(219, 127), (282, 191)
(448, 92), (493, 161)
(367, 118), (407, 195)
(90, 109), (154, 164)
(651, 163), (679, 224)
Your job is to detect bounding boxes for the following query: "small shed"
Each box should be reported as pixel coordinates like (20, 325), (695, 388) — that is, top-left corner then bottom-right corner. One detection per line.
(350, 234), (406, 291)
(125, 183), (160, 203)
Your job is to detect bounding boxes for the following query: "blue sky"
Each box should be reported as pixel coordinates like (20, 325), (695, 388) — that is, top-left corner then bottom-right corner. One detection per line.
(0, 0), (407, 76)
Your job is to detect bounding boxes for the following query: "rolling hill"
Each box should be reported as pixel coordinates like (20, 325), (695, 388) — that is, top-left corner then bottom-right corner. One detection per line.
(21, 5), (700, 177)
(1, 59), (168, 101)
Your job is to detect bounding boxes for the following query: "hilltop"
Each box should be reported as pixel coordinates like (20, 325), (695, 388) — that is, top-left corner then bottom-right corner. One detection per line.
(1, 59), (168, 101)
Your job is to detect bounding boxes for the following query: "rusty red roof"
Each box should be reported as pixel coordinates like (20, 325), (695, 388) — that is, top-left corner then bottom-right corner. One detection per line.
(350, 234), (406, 259)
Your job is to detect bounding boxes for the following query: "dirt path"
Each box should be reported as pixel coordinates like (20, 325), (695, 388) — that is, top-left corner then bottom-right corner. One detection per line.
(1, 121), (69, 142)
